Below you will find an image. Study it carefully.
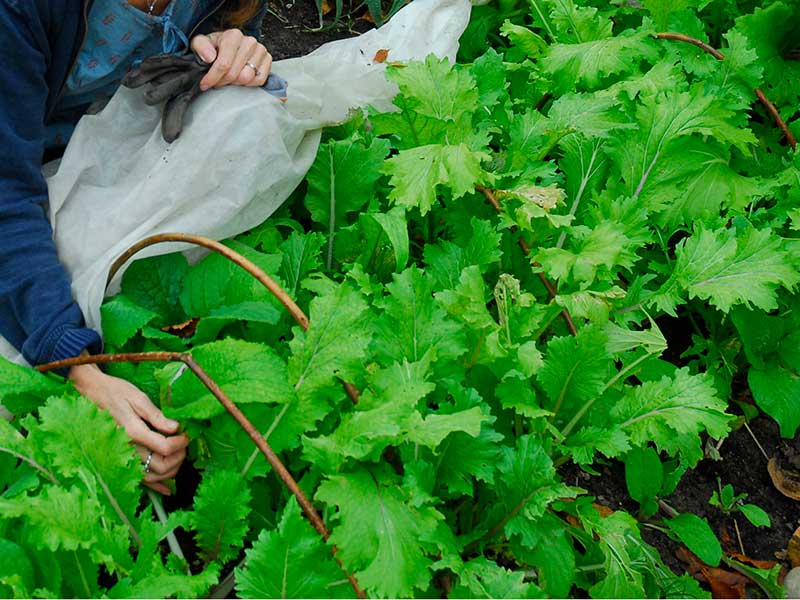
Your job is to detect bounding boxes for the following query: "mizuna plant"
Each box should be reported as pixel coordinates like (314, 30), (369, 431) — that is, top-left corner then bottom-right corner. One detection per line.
(2, 0), (799, 597)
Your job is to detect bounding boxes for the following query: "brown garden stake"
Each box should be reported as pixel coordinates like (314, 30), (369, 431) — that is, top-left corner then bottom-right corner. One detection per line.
(657, 31), (797, 150)
(106, 232), (360, 403)
(38, 231), (368, 598)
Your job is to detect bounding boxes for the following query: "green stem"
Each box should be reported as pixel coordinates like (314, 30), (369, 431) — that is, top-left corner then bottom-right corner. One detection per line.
(0, 447), (60, 486)
(326, 145), (337, 271)
(241, 403), (290, 479)
(560, 352), (652, 439)
(556, 142), (601, 250)
(549, 362), (580, 422)
(528, 0), (556, 42)
(74, 552), (91, 597)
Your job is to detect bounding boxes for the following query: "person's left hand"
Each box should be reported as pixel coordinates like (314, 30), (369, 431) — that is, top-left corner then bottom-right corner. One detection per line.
(190, 29), (272, 91)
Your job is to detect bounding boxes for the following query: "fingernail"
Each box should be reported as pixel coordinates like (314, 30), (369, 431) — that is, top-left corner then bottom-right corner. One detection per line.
(200, 83), (209, 91)
(202, 50), (216, 63)
(165, 418), (179, 428)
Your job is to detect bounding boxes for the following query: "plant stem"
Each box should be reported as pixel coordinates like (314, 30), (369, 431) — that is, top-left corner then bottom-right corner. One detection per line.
(560, 352), (651, 439)
(327, 144), (337, 270)
(658, 499), (679, 518)
(0, 447), (60, 486)
(148, 489), (187, 564)
(461, 488), (539, 557)
(633, 150), (659, 199)
(240, 403), (290, 479)
(743, 421), (770, 461)
(734, 517), (745, 556)
(556, 142), (601, 250)
(529, 0), (556, 42)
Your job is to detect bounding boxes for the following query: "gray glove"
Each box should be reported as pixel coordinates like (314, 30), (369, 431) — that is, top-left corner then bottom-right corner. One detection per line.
(123, 52), (288, 143)
(122, 53), (208, 143)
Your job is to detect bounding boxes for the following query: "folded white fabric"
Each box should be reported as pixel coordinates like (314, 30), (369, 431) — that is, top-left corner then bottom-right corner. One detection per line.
(40, 0), (470, 341)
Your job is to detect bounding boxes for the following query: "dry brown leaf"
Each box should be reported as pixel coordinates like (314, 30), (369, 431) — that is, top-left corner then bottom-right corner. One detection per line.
(373, 49), (390, 63)
(592, 502), (614, 517)
(768, 457), (800, 500)
(787, 526), (800, 568)
(320, 0), (333, 14)
(161, 318), (199, 339)
(728, 550), (781, 571)
(565, 514), (580, 528)
(677, 547), (750, 599)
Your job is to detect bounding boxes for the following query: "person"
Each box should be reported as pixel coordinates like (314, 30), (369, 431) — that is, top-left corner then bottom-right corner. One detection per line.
(0, 0), (274, 495)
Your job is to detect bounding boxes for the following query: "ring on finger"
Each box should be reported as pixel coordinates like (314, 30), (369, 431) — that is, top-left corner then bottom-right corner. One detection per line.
(143, 450), (154, 474)
(245, 61), (262, 77)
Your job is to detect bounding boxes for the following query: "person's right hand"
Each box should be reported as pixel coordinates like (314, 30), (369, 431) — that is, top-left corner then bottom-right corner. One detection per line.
(69, 362), (189, 495)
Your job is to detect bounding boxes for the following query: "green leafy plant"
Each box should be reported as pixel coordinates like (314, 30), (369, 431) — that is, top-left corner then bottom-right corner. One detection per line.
(2, 0), (799, 597)
(709, 480), (771, 528)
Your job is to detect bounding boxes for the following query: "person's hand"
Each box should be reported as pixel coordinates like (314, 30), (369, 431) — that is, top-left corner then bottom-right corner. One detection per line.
(69, 362), (189, 495)
(190, 29), (273, 91)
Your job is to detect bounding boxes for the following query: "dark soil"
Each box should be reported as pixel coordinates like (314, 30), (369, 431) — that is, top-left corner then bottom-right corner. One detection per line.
(262, 0), (371, 60)
(566, 414), (800, 585)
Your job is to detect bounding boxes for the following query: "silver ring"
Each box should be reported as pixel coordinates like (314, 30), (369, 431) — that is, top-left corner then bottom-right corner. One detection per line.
(144, 451), (153, 474)
(245, 61), (262, 77)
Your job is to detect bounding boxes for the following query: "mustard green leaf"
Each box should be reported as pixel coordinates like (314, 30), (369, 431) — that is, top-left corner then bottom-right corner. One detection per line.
(235, 498), (352, 599)
(451, 557), (544, 598)
(316, 467), (442, 598)
(164, 339), (294, 420)
(373, 266), (466, 364)
(288, 281), (371, 402)
(120, 253), (189, 326)
(611, 369), (731, 465)
(190, 469), (251, 563)
(384, 144), (490, 215)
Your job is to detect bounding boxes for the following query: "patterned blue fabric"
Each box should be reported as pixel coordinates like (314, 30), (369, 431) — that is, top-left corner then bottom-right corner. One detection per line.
(47, 0), (214, 147)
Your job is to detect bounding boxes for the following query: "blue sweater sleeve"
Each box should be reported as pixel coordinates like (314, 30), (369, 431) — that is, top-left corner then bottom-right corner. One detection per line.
(0, 3), (102, 367)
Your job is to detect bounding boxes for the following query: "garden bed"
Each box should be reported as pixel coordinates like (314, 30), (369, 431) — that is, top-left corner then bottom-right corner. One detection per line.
(3, 1), (800, 598)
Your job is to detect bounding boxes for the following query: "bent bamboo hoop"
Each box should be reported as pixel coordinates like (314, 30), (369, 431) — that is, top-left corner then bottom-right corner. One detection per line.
(39, 231), (368, 597)
(106, 232), (360, 403)
(38, 351), (365, 598)
(657, 31), (797, 150)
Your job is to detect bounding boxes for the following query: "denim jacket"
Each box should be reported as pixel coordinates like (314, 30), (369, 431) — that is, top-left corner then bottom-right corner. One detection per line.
(0, 0), (266, 367)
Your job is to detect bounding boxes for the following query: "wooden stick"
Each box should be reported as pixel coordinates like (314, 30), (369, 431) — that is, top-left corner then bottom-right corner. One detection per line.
(37, 351), (365, 599)
(657, 32), (797, 150)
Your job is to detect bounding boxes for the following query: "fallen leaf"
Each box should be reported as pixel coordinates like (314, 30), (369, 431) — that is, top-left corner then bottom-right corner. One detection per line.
(373, 49), (390, 63)
(787, 526), (800, 568)
(768, 457), (800, 501)
(321, 0), (333, 14)
(565, 514), (580, 528)
(161, 318), (199, 338)
(720, 524), (734, 552)
(592, 502), (614, 517)
(728, 550), (781, 571)
(677, 547), (750, 599)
